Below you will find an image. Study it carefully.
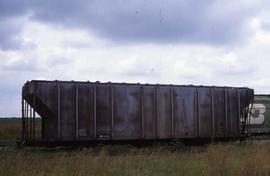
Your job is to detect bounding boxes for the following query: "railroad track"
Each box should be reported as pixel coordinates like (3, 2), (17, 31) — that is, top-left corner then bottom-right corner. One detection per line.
(248, 135), (270, 141)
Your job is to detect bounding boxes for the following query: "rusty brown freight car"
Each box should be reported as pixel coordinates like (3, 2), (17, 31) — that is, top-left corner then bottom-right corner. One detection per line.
(21, 80), (254, 146)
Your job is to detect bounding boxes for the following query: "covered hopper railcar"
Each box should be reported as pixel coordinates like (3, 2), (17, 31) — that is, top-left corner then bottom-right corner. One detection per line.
(21, 80), (254, 145)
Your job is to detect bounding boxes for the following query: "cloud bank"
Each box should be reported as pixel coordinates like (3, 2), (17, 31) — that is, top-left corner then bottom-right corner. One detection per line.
(0, 0), (263, 50)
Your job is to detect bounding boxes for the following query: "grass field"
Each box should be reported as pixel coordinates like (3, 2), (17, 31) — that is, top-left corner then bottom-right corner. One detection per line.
(0, 118), (41, 141)
(0, 118), (22, 141)
(1, 118), (270, 176)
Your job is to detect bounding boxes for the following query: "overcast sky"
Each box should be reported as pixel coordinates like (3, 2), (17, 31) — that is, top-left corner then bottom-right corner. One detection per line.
(1, 0), (270, 117)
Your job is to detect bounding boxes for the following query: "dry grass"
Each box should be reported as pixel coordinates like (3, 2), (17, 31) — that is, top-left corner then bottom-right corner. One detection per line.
(1, 118), (270, 175)
(1, 142), (270, 176)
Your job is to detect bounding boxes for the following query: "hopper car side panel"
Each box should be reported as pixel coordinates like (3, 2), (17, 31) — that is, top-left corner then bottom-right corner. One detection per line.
(77, 83), (94, 140)
(113, 85), (141, 139)
(173, 87), (197, 138)
(142, 86), (157, 139)
(213, 88), (226, 137)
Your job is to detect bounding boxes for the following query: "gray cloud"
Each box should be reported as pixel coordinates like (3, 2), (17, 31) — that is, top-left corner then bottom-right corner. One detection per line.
(0, 0), (34, 50)
(0, 0), (29, 17)
(0, 0), (263, 50)
(0, 17), (23, 50)
(31, 0), (260, 44)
